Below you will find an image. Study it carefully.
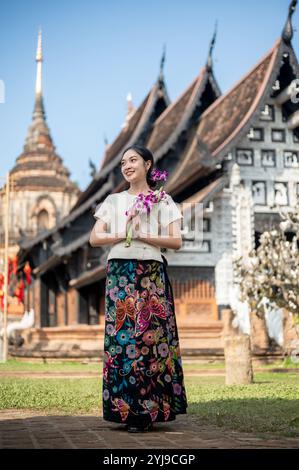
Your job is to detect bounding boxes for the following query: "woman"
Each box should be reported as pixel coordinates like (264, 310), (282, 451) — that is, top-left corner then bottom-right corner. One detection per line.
(89, 145), (188, 433)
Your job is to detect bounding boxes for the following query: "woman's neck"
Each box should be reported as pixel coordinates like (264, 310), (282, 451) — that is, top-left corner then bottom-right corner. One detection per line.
(127, 184), (152, 195)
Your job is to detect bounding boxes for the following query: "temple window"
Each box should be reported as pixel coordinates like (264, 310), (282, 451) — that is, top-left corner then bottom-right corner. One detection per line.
(271, 128), (286, 142)
(261, 149), (276, 167)
(37, 209), (49, 230)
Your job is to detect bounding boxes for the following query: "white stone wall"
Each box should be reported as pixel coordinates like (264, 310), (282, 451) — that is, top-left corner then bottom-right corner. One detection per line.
(168, 189), (233, 267)
(167, 100), (299, 308)
(232, 101), (299, 213)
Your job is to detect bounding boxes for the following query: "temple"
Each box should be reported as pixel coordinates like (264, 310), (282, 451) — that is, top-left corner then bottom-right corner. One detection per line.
(0, 29), (80, 257)
(0, 30), (80, 323)
(12, 2), (299, 360)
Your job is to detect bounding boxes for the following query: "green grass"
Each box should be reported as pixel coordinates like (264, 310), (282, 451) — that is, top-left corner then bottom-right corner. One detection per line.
(0, 377), (101, 414)
(0, 371), (298, 437)
(0, 358), (102, 372)
(187, 373), (299, 437)
(280, 356), (299, 368)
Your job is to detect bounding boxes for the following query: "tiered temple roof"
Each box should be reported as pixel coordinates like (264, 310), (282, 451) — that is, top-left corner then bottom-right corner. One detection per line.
(72, 58), (171, 209)
(165, 4), (299, 196)
(165, 40), (282, 195)
(16, 1), (299, 279)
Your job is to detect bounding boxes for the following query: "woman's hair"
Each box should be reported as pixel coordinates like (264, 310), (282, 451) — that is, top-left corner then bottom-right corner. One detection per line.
(121, 145), (157, 189)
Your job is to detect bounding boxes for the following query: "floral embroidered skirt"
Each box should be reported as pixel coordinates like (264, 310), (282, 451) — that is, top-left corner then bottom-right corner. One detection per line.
(103, 257), (188, 425)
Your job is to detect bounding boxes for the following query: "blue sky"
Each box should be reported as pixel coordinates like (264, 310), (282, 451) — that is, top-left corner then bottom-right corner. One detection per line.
(0, 0), (298, 191)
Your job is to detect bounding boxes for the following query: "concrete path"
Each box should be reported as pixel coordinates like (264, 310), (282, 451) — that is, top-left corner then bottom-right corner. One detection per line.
(0, 409), (298, 449)
(1, 368), (297, 378)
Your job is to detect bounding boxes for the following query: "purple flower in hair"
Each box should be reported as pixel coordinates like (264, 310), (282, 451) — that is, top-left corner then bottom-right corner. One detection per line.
(150, 169), (168, 182)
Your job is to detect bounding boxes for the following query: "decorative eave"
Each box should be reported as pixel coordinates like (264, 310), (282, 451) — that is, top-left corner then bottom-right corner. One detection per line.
(68, 265), (106, 289)
(32, 254), (61, 276)
(54, 232), (90, 257)
(165, 36), (298, 197)
(30, 233), (91, 277)
(147, 22), (220, 160)
(99, 76), (170, 171)
(164, 132), (217, 196)
(211, 38), (299, 162)
(147, 65), (221, 159)
(182, 175), (229, 206)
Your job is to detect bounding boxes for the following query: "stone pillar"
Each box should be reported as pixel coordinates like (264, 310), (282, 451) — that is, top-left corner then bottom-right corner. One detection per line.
(28, 283), (34, 312)
(215, 252), (234, 309)
(249, 310), (269, 352)
(222, 308), (239, 337)
(33, 278), (41, 327)
(56, 292), (66, 326)
(282, 309), (299, 355)
(67, 289), (79, 325)
(99, 294), (105, 325)
(224, 334), (253, 385)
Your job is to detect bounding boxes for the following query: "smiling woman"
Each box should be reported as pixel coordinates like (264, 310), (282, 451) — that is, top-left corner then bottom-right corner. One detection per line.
(120, 145), (158, 192)
(90, 145), (188, 433)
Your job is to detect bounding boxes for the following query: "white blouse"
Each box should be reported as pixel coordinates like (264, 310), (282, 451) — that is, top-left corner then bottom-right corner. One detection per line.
(93, 190), (183, 262)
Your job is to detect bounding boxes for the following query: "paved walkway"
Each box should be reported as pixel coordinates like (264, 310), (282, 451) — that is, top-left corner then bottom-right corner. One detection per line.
(1, 368), (297, 379)
(0, 409), (298, 449)
(0, 370), (224, 378)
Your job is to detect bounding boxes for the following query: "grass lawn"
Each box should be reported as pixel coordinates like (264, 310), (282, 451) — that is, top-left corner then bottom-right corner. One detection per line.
(187, 373), (299, 437)
(0, 359), (103, 372)
(0, 360), (298, 437)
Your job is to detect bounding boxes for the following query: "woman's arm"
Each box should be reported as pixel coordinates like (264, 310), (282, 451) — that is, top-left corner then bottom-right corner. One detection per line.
(89, 219), (126, 247)
(90, 213), (182, 250)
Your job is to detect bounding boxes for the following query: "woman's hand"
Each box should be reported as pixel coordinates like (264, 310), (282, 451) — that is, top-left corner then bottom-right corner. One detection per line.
(136, 220), (182, 250)
(90, 219), (127, 247)
(126, 212), (142, 238)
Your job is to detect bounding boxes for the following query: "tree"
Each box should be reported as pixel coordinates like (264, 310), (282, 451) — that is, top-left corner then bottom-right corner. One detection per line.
(234, 196), (299, 357)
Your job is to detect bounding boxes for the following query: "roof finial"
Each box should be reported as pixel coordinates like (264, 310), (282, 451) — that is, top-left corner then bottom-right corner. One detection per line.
(103, 133), (108, 147)
(159, 43), (166, 80)
(121, 92), (135, 129)
(89, 158), (97, 178)
(207, 20), (217, 70)
(282, 0), (297, 44)
(126, 92), (134, 116)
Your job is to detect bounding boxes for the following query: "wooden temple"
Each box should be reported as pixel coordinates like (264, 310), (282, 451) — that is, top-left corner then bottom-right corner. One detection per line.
(13, 2), (299, 360)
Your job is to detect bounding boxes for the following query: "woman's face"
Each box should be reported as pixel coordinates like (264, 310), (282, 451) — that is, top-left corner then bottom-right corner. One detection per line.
(120, 149), (150, 184)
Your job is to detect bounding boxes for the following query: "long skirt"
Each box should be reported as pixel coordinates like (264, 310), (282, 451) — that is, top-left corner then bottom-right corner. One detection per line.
(102, 257), (188, 425)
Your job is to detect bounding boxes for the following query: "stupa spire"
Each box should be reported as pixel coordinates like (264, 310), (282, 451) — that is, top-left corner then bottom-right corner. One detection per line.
(35, 27), (43, 95)
(24, 29), (53, 153)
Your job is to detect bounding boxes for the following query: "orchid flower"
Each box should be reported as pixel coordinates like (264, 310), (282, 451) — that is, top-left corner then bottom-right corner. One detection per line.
(124, 169), (168, 247)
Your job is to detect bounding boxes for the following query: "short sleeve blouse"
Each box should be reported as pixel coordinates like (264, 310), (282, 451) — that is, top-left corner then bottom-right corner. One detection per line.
(159, 194), (183, 228)
(92, 191), (182, 262)
(94, 195), (114, 227)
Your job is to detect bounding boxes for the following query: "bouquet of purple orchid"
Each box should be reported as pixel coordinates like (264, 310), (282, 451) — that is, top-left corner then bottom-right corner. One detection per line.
(124, 169), (168, 247)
